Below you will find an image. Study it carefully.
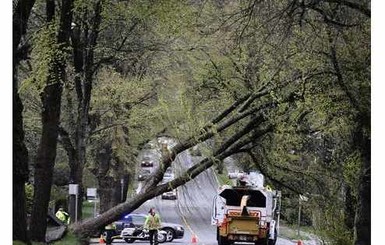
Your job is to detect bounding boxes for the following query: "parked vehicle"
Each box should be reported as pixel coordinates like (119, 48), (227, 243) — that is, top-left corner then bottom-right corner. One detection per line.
(211, 172), (281, 245)
(120, 226), (167, 243)
(138, 169), (151, 181)
(163, 167), (174, 180)
(161, 189), (177, 200)
(114, 213), (184, 242)
(141, 157), (154, 167)
(228, 171), (242, 179)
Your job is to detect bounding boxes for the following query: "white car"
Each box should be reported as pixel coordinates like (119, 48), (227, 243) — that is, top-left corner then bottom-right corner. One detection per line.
(163, 168), (174, 181)
(161, 189), (177, 200)
(228, 171), (242, 179)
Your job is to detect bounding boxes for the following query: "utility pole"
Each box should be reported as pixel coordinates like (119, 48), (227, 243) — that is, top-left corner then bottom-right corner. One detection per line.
(297, 198), (301, 237)
(297, 194), (309, 237)
(120, 178), (124, 202)
(69, 184), (79, 223)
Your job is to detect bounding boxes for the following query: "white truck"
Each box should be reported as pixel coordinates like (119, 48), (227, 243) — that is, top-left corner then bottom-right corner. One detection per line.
(211, 172), (281, 245)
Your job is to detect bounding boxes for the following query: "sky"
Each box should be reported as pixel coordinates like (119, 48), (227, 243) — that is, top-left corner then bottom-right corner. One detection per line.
(4, 0), (384, 243)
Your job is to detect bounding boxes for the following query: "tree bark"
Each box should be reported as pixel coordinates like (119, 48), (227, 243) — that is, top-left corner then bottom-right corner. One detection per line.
(353, 126), (371, 245)
(94, 143), (124, 213)
(30, 79), (63, 241)
(13, 0), (36, 243)
(344, 185), (355, 231)
(30, 0), (73, 241)
(13, 84), (30, 243)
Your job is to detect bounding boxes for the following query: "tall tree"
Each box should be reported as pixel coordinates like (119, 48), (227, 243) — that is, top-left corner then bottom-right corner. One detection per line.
(29, 0), (74, 241)
(13, 0), (36, 242)
(220, 1), (370, 243)
(57, 0), (103, 221)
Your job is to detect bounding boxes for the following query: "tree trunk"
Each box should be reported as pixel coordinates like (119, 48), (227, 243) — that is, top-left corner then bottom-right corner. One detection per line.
(13, 70), (30, 244)
(343, 184), (355, 231)
(13, 77), (30, 243)
(30, 81), (63, 241)
(121, 173), (130, 202)
(354, 126), (371, 245)
(13, 0), (36, 243)
(99, 178), (121, 214)
(30, 0), (73, 241)
(95, 143), (122, 213)
(65, 0), (103, 220)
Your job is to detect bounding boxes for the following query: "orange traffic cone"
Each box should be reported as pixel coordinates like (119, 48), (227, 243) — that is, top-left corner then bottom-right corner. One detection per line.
(99, 234), (105, 244)
(191, 234), (198, 244)
(296, 240), (303, 245)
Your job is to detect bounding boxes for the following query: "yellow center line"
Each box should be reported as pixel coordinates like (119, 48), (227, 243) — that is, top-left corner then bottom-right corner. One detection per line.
(178, 205), (205, 245)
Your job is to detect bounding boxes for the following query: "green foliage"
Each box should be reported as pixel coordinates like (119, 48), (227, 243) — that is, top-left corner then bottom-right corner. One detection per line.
(343, 151), (362, 195)
(21, 20), (69, 92)
(311, 200), (354, 245)
(215, 171), (232, 186)
(13, 241), (26, 245)
(14, 232), (81, 245)
(17, 1), (369, 243)
(50, 185), (68, 209)
(88, 68), (158, 177)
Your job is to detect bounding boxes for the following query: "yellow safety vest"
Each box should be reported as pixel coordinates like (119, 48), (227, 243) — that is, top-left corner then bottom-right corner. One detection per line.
(105, 223), (116, 230)
(56, 210), (70, 224)
(144, 214), (161, 230)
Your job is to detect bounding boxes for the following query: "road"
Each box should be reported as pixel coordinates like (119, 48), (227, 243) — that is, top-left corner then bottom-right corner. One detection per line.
(91, 139), (299, 245)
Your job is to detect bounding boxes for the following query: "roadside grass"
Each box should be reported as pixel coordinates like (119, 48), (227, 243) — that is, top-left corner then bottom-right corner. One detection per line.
(82, 200), (97, 219)
(278, 222), (318, 241)
(13, 232), (80, 245)
(51, 232), (79, 245)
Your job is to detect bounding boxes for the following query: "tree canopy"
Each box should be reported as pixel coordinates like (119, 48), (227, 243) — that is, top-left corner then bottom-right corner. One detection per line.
(13, 0), (370, 244)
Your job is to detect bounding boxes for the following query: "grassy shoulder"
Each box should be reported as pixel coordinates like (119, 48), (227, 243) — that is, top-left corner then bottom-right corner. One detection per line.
(13, 232), (80, 245)
(13, 201), (98, 245)
(82, 200), (98, 219)
(278, 221), (319, 241)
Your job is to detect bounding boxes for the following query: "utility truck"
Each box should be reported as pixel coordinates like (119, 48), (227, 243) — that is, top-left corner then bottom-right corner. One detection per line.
(211, 172), (281, 245)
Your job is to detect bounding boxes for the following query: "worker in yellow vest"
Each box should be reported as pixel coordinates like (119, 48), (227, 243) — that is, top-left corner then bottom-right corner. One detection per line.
(55, 207), (70, 225)
(144, 207), (162, 245)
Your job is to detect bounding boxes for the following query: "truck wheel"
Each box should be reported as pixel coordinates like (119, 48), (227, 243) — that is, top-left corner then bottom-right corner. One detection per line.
(218, 235), (231, 245)
(268, 229), (278, 245)
(254, 239), (267, 245)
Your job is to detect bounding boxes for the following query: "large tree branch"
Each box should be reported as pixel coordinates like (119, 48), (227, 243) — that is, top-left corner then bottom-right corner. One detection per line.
(247, 151), (303, 195)
(72, 113), (255, 236)
(322, 0), (370, 18)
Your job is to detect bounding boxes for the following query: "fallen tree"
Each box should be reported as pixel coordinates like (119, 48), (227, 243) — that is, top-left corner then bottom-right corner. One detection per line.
(71, 84), (287, 237)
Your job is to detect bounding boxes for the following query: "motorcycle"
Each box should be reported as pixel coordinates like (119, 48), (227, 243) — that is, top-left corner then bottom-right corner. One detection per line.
(120, 226), (167, 243)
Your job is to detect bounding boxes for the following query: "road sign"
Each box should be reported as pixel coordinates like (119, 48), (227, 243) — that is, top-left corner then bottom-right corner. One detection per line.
(69, 184), (79, 195)
(87, 188), (97, 199)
